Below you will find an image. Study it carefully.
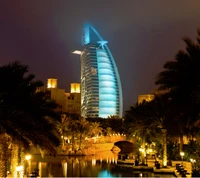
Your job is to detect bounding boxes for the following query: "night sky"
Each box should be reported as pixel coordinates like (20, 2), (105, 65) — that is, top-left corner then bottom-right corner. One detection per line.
(1, 1), (200, 115)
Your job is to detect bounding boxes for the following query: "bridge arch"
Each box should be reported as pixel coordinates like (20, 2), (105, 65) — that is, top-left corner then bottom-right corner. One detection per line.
(114, 141), (138, 155)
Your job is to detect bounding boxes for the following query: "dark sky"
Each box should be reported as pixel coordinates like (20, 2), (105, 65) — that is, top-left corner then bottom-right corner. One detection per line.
(1, 0), (200, 115)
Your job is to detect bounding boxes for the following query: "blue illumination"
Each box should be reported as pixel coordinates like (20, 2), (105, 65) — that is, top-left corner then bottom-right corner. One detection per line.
(97, 40), (108, 50)
(98, 170), (115, 177)
(83, 24), (90, 45)
(81, 24), (123, 118)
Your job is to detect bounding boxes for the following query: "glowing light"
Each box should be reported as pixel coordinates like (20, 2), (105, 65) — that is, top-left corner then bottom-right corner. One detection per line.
(163, 160), (167, 167)
(16, 165), (23, 171)
(92, 158), (96, 166)
(72, 50), (82, 55)
(139, 148), (145, 153)
(180, 152), (185, 165)
(70, 83), (80, 93)
(81, 24), (123, 118)
(98, 170), (114, 177)
(25, 155), (31, 160)
(97, 40), (108, 49)
(47, 78), (57, 88)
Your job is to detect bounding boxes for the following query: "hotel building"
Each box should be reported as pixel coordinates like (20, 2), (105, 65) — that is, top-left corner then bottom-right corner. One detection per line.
(73, 24), (123, 118)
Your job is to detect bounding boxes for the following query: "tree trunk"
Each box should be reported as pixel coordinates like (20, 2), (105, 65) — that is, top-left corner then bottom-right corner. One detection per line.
(0, 135), (8, 177)
(141, 134), (145, 165)
(11, 144), (19, 178)
(19, 148), (25, 178)
(62, 129), (65, 146)
(179, 126), (183, 152)
(161, 128), (167, 167)
(72, 132), (75, 151)
(79, 134), (82, 149)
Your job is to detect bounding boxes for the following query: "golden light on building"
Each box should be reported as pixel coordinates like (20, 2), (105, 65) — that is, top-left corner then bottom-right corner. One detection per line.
(47, 78), (57, 88)
(138, 94), (154, 103)
(70, 83), (80, 93)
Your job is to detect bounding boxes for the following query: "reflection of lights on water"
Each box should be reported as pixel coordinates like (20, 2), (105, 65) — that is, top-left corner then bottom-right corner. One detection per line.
(92, 158), (96, 166)
(98, 170), (115, 177)
(62, 162), (67, 177)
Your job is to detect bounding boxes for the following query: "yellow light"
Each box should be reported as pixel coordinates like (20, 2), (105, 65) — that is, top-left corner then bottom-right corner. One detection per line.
(139, 148), (144, 152)
(16, 165), (23, 171)
(163, 160), (167, 167)
(70, 83), (80, 93)
(25, 155), (31, 160)
(92, 158), (96, 166)
(180, 152), (185, 157)
(47, 78), (57, 88)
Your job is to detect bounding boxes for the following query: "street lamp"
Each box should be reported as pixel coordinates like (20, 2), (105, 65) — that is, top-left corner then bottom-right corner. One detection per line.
(25, 154), (32, 176)
(139, 147), (146, 165)
(180, 152), (184, 166)
(190, 159), (196, 170)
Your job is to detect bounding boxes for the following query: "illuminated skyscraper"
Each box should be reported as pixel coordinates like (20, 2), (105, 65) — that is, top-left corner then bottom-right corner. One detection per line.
(73, 24), (123, 118)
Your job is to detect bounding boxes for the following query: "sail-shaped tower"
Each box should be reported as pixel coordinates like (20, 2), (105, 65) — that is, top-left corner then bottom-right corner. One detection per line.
(79, 24), (123, 118)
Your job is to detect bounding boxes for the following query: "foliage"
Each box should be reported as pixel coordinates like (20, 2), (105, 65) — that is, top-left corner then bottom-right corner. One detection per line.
(86, 117), (124, 135)
(0, 61), (61, 176)
(155, 30), (200, 138)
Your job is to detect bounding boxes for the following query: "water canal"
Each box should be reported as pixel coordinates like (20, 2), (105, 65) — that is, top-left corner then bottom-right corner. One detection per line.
(27, 151), (175, 177)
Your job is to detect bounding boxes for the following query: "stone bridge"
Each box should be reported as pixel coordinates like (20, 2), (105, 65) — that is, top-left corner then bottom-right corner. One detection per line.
(104, 135), (136, 155)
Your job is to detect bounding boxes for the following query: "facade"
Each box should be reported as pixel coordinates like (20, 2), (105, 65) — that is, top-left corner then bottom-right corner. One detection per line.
(46, 78), (67, 112)
(37, 79), (81, 114)
(65, 83), (81, 114)
(76, 24), (123, 118)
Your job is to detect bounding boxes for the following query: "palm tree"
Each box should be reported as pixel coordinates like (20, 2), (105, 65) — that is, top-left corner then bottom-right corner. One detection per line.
(56, 113), (72, 146)
(125, 95), (177, 167)
(76, 117), (90, 149)
(143, 95), (174, 167)
(125, 101), (159, 165)
(0, 61), (61, 176)
(155, 29), (200, 152)
(88, 122), (103, 137)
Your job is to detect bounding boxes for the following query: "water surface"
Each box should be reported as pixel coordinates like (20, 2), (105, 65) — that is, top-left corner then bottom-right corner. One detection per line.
(28, 151), (174, 177)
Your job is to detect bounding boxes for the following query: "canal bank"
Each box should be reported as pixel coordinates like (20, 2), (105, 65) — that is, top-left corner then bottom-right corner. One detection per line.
(117, 158), (192, 177)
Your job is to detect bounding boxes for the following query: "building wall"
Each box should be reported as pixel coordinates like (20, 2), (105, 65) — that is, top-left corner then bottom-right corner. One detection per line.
(81, 24), (123, 118)
(37, 80), (81, 114)
(47, 88), (67, 112)
(65, 92), (81, 115)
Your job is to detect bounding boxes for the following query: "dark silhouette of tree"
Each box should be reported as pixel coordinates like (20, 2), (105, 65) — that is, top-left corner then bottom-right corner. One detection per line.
(0, 61), (60, 176)
(155, 30), (200, 152)
(125, 100), (160, 165)
(125, 94), (179, 166)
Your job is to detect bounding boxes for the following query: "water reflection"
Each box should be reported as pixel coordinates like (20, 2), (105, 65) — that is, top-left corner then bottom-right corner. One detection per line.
(98, 170), (115, 177)
(29, 151), (172, 177)
(30, 151), (118, 177)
